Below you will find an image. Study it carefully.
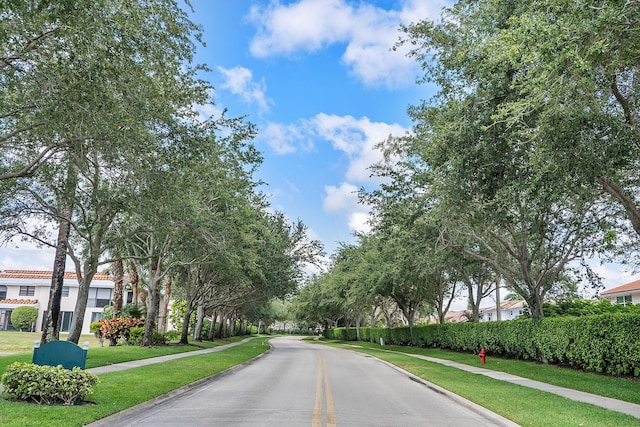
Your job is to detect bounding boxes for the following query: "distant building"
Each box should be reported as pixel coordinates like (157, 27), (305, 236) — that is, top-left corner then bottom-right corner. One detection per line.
(443, 310), (469, 323)
(0, 269), (116, 335)
(479, 300), (527, 322)
(600, 280), (640, 306)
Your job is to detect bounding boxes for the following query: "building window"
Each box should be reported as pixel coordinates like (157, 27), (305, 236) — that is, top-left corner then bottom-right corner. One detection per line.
(616, 295), (632, 306)
(88, 288), (112, 308)
(19, 286), (35, 297)
(60, 311), (73, 332)
(0, 285), (6, 300)
(0, 308), (13, 330)
(91, 312), (103, 323)
(62, 286), (70, 297)
(487, 312), (493, 321)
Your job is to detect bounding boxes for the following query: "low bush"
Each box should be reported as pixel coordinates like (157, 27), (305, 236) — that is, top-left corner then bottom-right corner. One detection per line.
(128, 327), (145, 345)
(1, 362), (98, 405)
(163, 330), (179, 342)
(90, 321), (105, 347)
(151, 330), (167, 345)
(10, 306), (38, 332)
(100, 318), (146, 346)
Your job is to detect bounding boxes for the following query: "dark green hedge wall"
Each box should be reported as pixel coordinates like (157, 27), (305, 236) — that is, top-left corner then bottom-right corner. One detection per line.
(323, 313), (640, 376)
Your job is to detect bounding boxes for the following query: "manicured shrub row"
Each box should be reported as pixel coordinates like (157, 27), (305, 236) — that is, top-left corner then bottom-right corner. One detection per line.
(324, 313), (640, 376)
(1, 362), (98, 405)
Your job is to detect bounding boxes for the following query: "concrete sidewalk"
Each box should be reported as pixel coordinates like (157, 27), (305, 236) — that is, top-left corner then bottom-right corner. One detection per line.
(0, 338), (254, 395)
(365, 346), (640, 419)
(87, 337), (254, 375)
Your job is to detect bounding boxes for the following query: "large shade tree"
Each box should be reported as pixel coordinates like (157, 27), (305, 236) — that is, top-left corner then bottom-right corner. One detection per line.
(388, 0), (611, 321)
(0, 0), (235, 343)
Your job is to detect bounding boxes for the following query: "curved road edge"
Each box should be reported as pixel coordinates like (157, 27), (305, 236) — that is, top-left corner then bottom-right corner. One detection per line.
(361, 352), (520, 427)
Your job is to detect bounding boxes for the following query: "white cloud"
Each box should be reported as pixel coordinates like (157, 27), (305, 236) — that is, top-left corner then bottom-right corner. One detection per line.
(323, 182), (359, 213)
(323, 182), (371, 234)
(249, 0), (352, 56)
(0, 240), (57, 271)
(260, 122), (314, 154)
(262, 112), (408, 235)
(262, 112), (408, 184)
(248, 0), (447, 88)
(311, 113), (407, 182)
(217, 66), (272, 112)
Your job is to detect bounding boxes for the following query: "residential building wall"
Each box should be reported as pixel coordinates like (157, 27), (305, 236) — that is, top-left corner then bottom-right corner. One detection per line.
(600, 279), (640, 307)
(479, 300), (526, 322)
(0, 270), (114, 335)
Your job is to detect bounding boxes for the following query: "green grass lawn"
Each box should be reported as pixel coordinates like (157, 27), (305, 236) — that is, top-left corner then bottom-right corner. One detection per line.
(0, 337), (270, 427)
(0, 331), (247, 373)
(315, 339), (640, 427)
(3, 333), (640, 426)
(0, 331), (103, 353)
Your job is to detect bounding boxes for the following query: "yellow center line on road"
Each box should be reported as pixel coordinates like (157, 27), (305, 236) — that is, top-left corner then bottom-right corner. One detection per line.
(312, 353), (323, 427)
(322, 353), (336, 427)
(312, 351), (336, 427)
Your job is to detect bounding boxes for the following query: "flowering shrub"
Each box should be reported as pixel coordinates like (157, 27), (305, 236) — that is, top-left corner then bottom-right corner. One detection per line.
(100, 318), (145, 346)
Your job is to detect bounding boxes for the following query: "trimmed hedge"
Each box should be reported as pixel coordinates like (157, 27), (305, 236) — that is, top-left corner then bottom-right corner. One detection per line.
(324, 313), (640, 376)
(1, 362), (98, 405)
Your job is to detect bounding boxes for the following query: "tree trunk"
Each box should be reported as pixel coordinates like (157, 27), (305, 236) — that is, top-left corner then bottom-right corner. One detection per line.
(193, 303), (204, 341)
(67, 267), (97, 344)
(143, 284), (161, 346)
(41, 162), (76, 344)
(229, 312), (236, 336)
(207, 310), (217, 340)
(495, 282), (501, 321)
(161, 277), (172, 333)
(179, 300), (193, 344)
(130, 267), (139, 304)
(112, 253), (124, 318)
(41, 204), (72, 344)
(216, 312), (225, 338)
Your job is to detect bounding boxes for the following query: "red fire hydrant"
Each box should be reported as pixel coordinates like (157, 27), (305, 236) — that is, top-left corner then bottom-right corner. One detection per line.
(478, 348), (486, 365)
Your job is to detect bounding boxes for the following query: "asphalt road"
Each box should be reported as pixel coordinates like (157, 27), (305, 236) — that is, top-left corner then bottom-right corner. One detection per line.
(93, 336), (518, 426)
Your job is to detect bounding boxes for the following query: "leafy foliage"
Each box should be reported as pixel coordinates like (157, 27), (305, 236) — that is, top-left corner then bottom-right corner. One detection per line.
(326, 312), (640, 376)
(10, 306), (37, 331)
(99, 318), (145, 346)
(1, 362), (98, 405)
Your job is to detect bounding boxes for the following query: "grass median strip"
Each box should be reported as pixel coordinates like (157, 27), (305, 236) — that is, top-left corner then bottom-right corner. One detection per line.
(0, 338), (270, 427)
(318, 340), (640, 427)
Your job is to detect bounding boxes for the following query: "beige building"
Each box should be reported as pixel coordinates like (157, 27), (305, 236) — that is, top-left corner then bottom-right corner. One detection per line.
(480, 300), (527, 322)
(0, 270), (115, 335)
(600, 280), (640, 306)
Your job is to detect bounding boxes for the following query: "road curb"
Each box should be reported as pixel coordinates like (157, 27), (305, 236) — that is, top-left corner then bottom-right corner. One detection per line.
(359, 352), (521, 427)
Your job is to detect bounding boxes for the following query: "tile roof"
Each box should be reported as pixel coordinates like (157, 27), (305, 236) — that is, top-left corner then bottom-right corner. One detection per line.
(600, 279), (640, 296)
(444, 310), (469, 323)
(0, 269), (112, 281)
(0, 299), (38, 305)
(480, 300), (527, 312)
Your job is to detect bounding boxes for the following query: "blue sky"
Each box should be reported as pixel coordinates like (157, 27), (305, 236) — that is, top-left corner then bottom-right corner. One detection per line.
(0, 0), (636, 299)
(188, 0), (443, 258)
